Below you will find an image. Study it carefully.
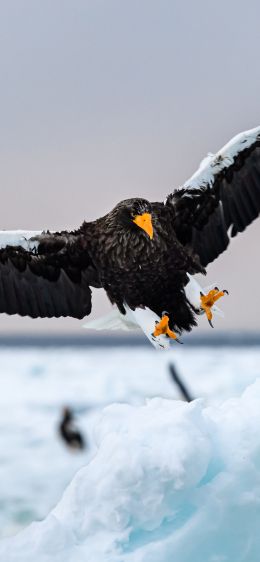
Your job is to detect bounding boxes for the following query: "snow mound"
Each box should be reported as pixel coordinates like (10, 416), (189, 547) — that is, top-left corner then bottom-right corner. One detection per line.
(2, 380), (260, 562)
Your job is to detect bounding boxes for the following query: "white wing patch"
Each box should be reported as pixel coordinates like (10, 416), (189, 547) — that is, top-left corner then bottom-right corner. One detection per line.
(0, 230), (43, 252)
(182, 125), (260, 191)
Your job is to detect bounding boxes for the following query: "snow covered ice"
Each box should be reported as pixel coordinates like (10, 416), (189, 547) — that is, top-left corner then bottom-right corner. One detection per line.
(1, 348), (260, 562)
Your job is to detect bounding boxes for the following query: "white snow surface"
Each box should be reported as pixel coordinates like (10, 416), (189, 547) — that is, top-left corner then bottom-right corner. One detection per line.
(1, 346), (260, 561)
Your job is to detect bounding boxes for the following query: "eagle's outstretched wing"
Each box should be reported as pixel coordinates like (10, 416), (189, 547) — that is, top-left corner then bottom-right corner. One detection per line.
(166, 125), (260, 267)
(0, 229), (100, 319)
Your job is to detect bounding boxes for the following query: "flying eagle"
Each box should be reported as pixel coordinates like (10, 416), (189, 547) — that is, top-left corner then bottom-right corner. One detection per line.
(0, 125), (260, 348)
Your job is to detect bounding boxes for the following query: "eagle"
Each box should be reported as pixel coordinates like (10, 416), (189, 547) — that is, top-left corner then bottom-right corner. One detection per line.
(59, 407), (85, 450)
(0, 125), (260, 349)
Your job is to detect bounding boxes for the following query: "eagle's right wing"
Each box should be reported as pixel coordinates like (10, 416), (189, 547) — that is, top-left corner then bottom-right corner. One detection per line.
(0, 229), (100, 319)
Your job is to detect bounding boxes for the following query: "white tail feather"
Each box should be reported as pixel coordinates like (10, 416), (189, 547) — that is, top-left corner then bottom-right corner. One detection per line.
(83, 275), (225, 349)
(83, 308), (138, 332)
(83, 306), (171, 350)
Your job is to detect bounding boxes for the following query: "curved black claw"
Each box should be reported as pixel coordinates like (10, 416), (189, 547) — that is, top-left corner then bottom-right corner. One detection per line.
(208, 319), (214, 328)
(223, 289), (229, 295)
(175, 338), (183, 344)
(214, 286), (219, 291)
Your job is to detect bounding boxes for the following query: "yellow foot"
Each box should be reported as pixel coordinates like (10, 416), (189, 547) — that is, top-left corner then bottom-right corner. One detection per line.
(200, 287), (229, 328)
(152, 313), (180, 342)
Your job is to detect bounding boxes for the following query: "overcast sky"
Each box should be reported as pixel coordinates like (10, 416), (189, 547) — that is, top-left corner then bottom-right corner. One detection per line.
(0, 0), (259, 335)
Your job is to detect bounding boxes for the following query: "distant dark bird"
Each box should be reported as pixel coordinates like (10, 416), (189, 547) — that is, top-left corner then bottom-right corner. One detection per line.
(168, 363), (193, 402)
(59, 407), (85, 450)
(0, 126), (260, 347)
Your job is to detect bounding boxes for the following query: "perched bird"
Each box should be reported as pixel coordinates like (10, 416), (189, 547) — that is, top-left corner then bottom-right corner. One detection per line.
(59, 407), (85, 450)
(0, 125), (260, 348)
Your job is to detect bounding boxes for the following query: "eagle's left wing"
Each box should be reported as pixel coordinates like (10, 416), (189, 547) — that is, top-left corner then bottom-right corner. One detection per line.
(166, 125), (260, 267)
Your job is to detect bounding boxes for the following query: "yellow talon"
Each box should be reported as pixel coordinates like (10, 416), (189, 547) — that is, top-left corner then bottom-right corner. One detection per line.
(200, 287), (228, 328)
(153, 314), (177, 340)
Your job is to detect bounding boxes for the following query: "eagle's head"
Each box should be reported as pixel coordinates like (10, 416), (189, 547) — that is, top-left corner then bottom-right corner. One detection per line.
(115, 198), (154, 239)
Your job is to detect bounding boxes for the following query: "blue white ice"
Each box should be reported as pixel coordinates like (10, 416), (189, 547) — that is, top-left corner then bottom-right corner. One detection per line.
(0, 345), (260, 561)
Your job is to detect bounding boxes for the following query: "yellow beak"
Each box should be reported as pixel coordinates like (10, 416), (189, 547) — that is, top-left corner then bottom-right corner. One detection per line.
(133, 212), (153, 239)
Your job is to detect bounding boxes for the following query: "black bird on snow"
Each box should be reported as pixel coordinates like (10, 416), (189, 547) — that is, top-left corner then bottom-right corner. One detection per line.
(59, 407), (85, 450)
(0, 125), (260, 348)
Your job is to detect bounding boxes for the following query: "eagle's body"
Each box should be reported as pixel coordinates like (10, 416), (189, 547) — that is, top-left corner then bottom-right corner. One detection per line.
(84, 202), (203, 333)
(0, 125), (260, 346)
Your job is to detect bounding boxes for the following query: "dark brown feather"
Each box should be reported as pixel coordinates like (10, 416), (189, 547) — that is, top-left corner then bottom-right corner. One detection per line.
(0, 232), (100, 319)
(168, 140), (260, 267)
